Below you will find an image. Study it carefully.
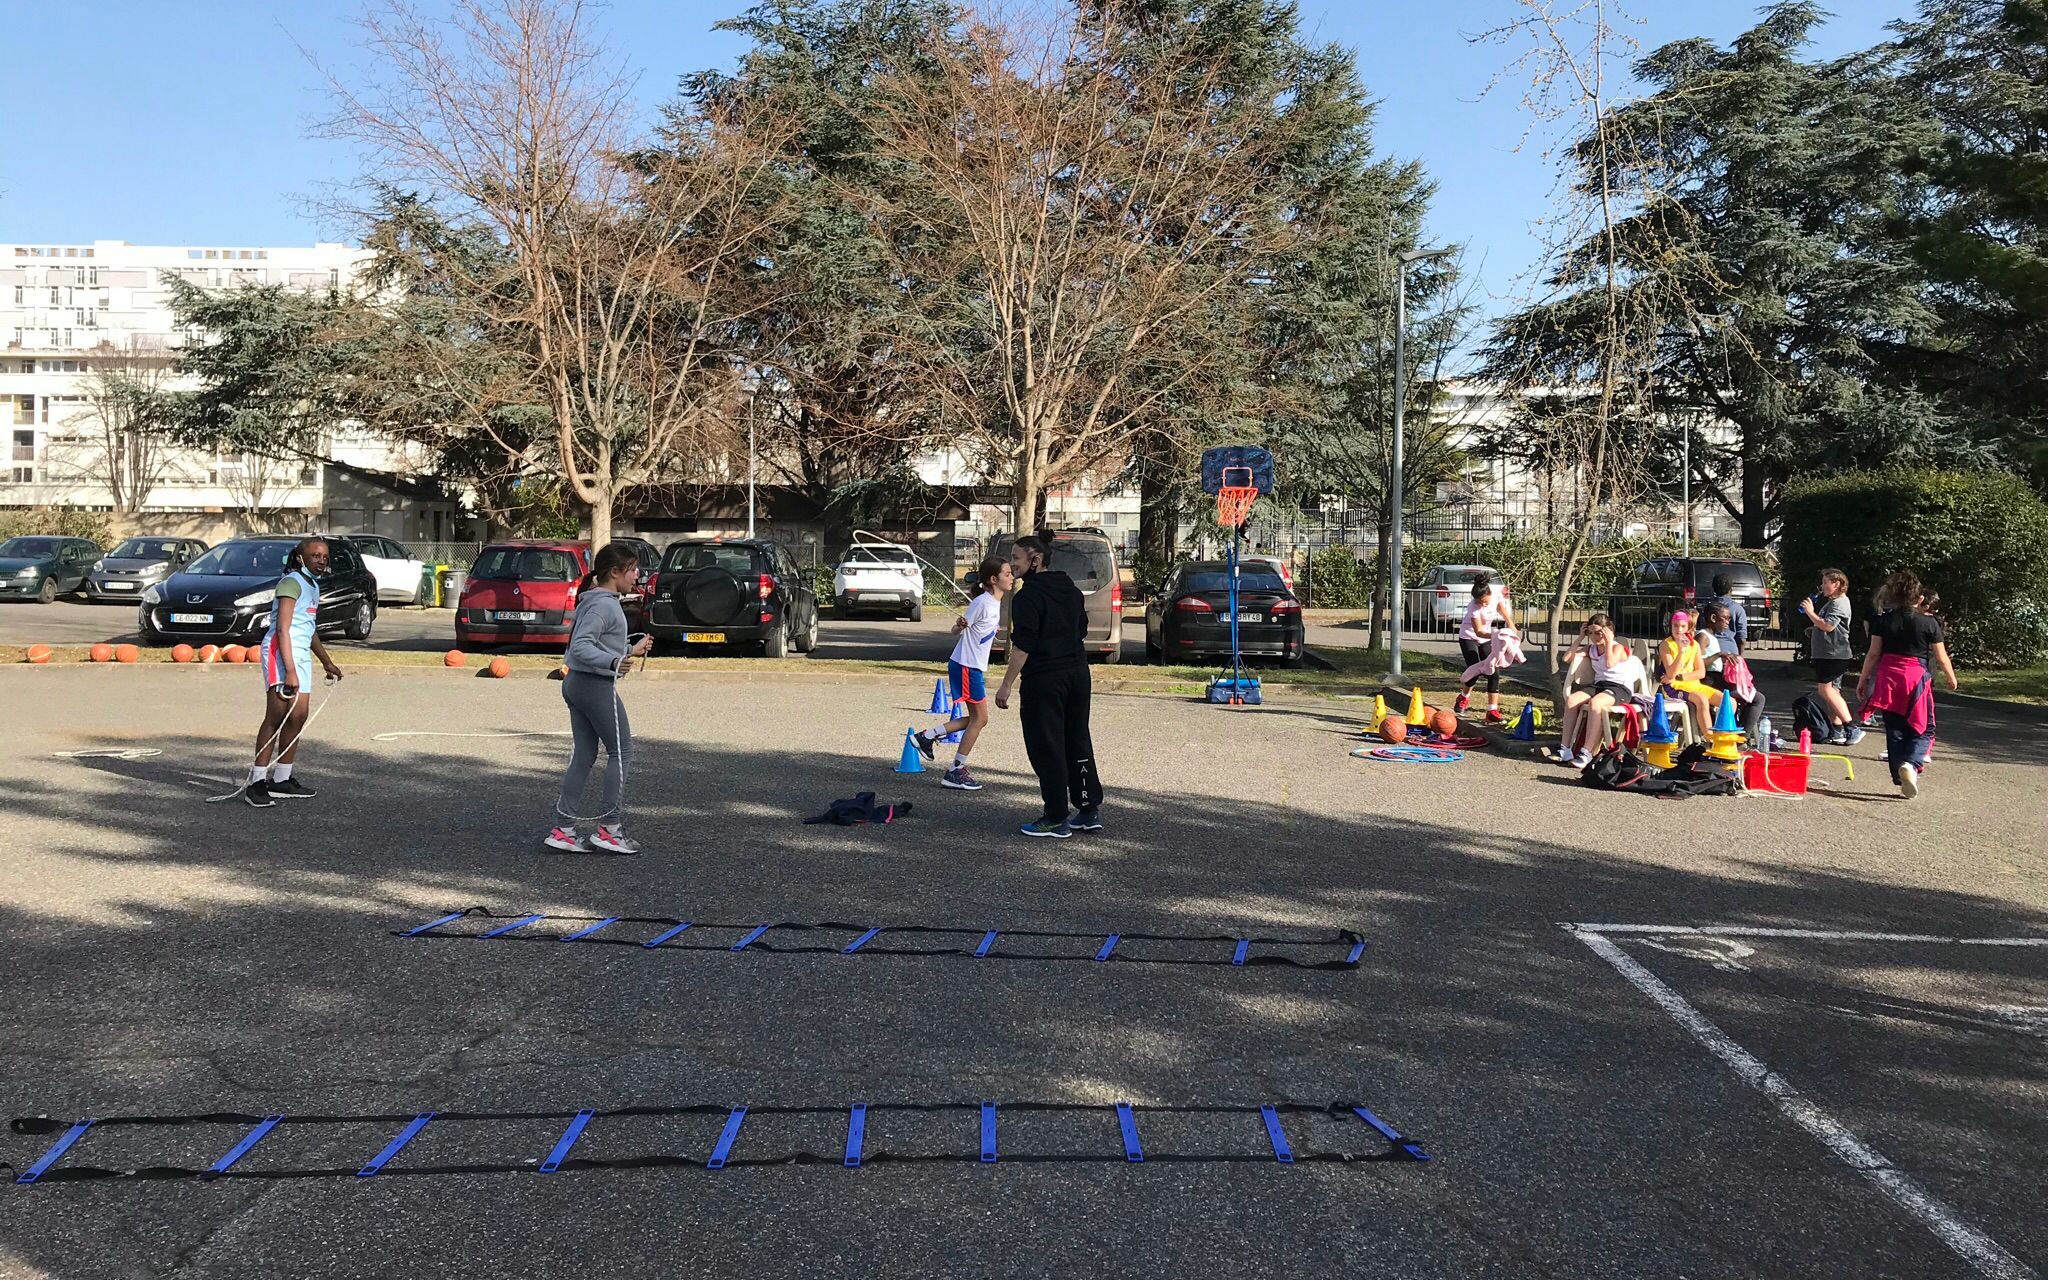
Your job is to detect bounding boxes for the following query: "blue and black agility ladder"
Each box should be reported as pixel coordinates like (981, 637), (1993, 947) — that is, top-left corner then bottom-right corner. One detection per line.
(10, 1098), (1427, 1184)
(393, 907), (1369, 970)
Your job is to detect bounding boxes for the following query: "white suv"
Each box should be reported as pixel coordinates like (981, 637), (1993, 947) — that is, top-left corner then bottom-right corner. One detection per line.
(833, 543), (925, 621)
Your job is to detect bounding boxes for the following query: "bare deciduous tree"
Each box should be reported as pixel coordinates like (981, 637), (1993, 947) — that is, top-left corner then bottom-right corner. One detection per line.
(320, 0), (799, 545)
(861, 7), (1299, 531)
(51, 351), (179, 516)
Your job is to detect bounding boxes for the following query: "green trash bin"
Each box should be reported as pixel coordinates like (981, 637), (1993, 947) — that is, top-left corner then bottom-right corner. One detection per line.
(419, 562), (444, 607)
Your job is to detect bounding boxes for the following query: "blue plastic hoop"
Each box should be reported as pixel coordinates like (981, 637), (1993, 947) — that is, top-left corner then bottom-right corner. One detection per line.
(1349, 746), (1464, 764)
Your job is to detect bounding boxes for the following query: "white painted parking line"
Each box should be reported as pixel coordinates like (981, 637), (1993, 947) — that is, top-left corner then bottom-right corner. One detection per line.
(1569, 926), (2038, 1280)
(1568, 923), (2048, 946)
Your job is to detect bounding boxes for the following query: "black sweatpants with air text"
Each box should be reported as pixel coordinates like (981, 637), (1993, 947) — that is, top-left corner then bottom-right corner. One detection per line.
(1019, 664), (1104, 820)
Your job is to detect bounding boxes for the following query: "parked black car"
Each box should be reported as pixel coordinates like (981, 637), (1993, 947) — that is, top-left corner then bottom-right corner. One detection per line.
(646, 537), (818, 657)
(138, 536), (379, 646)
(0, 535), (104, 604)
(1607, 556), (1773, 639)
(1144, 560), (1304, 666)
(86, 536), (209, 604)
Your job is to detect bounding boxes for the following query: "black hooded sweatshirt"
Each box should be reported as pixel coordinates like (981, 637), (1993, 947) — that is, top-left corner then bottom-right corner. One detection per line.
(1010, 568), (1087, 675)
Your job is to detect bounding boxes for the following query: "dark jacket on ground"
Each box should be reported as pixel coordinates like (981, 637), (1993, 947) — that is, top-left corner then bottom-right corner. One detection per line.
(1010, 569), (1087, 675)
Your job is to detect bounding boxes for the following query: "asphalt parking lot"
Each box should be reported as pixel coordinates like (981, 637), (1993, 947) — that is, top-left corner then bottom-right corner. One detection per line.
(0, 662), (2041, 1278)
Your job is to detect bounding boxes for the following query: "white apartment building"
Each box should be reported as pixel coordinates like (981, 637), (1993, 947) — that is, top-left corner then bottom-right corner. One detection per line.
(1, 238), (461, 542)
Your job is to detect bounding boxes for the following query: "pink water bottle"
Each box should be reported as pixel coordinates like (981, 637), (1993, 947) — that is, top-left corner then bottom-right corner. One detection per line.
(1798, 728), (1812, 755)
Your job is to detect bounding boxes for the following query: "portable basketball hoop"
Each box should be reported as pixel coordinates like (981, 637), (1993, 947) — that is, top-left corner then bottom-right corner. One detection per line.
(1199, 445), (1275, 708)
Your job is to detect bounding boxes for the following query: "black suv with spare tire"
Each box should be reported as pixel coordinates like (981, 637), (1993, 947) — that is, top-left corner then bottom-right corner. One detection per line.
(646, 537), (819, 657)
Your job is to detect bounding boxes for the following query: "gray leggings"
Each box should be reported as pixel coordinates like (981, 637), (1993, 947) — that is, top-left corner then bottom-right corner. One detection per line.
(558, 671), (630, 824)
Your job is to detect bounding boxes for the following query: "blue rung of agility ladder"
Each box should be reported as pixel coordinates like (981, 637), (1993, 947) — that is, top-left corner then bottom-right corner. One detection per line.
(842, 927), (883, 955)
(403, 911), (469, 937)
(844, 1105), (867, 1168)
(1345, 942), (1367, 966)
(540, 1111), (594, 1174)
(642, 921), (694, 949)
(731, 924), (774, 952)
(1114, 1103), (1144, 1163)
(206, 1115), (284, 1177)
(1352, 1105), (1431, 1161)
(560, 918), (620, 943)
(706, 1107), (747, 1170)
(973, 930), (998, 958)
(1094, 934), (1121, 963)
(479, 914), (546, 939)
(980, 1102), (998, 1163)
(1260, 1106), (1295, 1164)
(16, 1119), (92, 1184)
(1232, 939), (1251, 966)
(358, 1113), (435, 1178)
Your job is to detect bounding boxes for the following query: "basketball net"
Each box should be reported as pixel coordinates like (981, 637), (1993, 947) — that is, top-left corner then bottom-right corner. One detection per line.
(1216, 485), (1258, 530)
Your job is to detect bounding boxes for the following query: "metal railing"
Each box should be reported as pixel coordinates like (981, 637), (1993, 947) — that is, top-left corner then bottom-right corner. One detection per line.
(1381, 590), (1790, 651)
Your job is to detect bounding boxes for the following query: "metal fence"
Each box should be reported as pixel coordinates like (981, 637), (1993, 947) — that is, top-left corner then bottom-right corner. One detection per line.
(1374, 590), (1793, 652)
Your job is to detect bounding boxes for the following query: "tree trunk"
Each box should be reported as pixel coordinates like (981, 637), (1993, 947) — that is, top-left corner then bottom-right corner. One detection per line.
(1139, 450), (1178, 570)
(588, 489), (613, 549)
(1366, 519), (1391, 650)
(1738, 442), (1768, 548)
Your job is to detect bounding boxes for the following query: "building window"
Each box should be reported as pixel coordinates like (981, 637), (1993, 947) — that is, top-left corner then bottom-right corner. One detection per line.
(187, 250), (203, 260)
(97, 292), (109, 310)
(10, 286), (19, 305)
(205, 250), (218, 260)
(257, 250), (268, 260)
(47, 287), (59, 304)
(64, 247), (76, 257)
(88, 267), (99, 285)
(61, 330), (72, 347)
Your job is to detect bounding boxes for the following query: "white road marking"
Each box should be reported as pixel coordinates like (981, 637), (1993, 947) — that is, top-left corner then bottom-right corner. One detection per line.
(1640, 936), (1756, 971)
(1568, 923), (2048, 946)
(1570, 926), (2038, 1280)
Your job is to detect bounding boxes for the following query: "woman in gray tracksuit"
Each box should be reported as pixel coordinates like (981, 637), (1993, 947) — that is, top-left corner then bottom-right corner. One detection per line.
(545, 543), (652, 855)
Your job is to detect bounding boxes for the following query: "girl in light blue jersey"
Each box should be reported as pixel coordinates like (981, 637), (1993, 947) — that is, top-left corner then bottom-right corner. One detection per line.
(245, 537), (344, 808)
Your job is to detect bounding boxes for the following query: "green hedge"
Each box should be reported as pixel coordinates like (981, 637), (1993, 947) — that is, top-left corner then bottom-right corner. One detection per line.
(0, 509), (113, 543)
(1779, 469), (2048, 667)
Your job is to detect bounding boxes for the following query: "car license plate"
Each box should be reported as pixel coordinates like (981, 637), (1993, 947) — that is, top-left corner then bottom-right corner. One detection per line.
(1229, 613), (1263, 624)
(170, 612), (213, 624)
(860, 592), (898, 603)
(105, 581), (135, 591)
(492, 610), (539, 622)
(685, 631), (723, 643)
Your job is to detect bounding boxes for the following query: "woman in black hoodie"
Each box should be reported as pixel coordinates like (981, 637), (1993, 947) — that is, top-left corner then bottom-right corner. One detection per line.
(994, 535), (1105, 838)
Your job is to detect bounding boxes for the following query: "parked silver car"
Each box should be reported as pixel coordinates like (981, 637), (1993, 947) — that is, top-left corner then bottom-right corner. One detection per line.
(1420, 563), (1508, 625)
(85, 537), (209, 604)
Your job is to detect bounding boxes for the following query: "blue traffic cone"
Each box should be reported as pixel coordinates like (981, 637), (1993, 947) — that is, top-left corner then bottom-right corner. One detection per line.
(1645, 691), (1677, 744)
(1715, 689), (1741, 735)
(894, 727), (926, 774)
(927, 679), (949, 715)
(943, 700), (964, 744)
(1511, 701), (1537, 740)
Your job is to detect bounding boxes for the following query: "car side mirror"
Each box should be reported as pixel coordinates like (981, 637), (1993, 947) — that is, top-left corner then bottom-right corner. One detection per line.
(964, 572), (980, 590)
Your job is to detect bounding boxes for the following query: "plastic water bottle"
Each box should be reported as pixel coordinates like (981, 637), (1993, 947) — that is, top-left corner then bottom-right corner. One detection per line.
(1758, 715), (1774, 752)
(1798, 727), (1812, 755)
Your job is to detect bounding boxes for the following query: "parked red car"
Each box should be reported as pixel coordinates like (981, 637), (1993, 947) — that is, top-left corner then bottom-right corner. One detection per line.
(455, 541), (589, 650)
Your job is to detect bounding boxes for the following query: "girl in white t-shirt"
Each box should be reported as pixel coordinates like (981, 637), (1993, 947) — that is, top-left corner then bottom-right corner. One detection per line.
(1455, 576), (1516, 723)
(913, 556), (1014, 790)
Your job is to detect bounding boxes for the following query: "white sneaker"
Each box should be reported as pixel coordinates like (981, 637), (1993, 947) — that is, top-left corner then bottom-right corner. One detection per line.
(589, 825), (641, 855)
(1570, 751), (1593, 768)
(543, 826), (587, 852)
(1897, 763), (1919, 799)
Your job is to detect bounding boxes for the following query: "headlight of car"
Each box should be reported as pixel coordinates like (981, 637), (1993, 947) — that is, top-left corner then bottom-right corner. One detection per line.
(93, 559), (107, 572)
(141, 584), (163, 604)
(235, 588), (276, 608)
(14, 567), (36, 579)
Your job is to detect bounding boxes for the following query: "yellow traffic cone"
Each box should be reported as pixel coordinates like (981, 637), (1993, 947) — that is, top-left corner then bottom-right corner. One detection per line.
(1406, 685), (1429, 727)
(1368, 694), (1389, 734)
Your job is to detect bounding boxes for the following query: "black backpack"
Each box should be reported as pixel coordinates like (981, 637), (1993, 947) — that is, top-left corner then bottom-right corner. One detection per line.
(1582, 742), (1738, 799)
(1790, 693), (1832, 741)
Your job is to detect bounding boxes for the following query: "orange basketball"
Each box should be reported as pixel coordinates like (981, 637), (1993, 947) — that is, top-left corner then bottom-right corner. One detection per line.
(1380, 717), (1409, 744)
(1432, 707), (1459, 736)
(115, 644), (141, 664)
(487, 657), (510, 679)
(171, 644), (196, 663)
(444, 649), (467, 668)
(26, 644), (53, 664)
(222, 645), (247, 664)
(198, 644), (221, 664)
(89, 643), (115, 663)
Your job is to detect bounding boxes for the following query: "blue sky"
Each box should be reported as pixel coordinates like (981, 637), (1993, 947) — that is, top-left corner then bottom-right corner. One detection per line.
(1, 0), (1908, 326)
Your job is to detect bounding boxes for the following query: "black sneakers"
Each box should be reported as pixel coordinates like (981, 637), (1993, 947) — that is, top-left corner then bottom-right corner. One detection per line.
(269, 777), (316, 800)
(1069, 808), (1103, 832)
(243, 780), (275, 808)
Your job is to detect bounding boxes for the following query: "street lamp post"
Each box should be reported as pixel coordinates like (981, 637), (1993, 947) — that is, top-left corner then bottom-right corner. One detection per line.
(747, 404), (757, 539)
(1389, 246), (1453, 678)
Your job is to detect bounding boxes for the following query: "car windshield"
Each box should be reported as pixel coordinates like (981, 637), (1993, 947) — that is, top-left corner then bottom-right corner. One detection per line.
(663, 544), (763, 576)
(472, 547), (577, 581)
(845, 546), (915, 565)
(184, 542), (291, 577)
(1052, 543), (1112, 590)
(1443, 567), (1497, 586)
(1695, 562), (1764, 588)
(110, 539), (182, 560)
(0, 537), (64, 558)
(1184, 571), (1287, 593)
